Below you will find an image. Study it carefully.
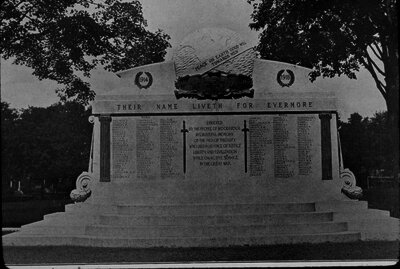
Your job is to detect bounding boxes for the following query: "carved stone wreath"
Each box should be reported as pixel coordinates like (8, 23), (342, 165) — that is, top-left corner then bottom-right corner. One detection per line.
(174, 71), (254, 100)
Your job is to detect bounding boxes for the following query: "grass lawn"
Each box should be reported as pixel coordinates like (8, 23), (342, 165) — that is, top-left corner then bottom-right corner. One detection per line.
(2, 241), (399, 265)
(2, 199), (72, 227)
(363, 186), (399, 218)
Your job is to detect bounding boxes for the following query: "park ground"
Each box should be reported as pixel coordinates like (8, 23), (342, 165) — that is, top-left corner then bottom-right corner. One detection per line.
(2, 241), (399, 265)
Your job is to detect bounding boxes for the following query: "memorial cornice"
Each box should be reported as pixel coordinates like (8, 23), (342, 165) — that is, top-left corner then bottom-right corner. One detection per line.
(92, 96), (337, 115)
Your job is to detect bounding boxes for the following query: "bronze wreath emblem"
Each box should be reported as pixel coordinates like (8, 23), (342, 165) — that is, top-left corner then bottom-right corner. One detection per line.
(134, 71), (153, 89)
(277, 69), (295, 87)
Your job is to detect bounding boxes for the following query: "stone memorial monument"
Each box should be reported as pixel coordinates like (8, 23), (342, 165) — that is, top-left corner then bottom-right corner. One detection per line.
(3, 28), (399, 247)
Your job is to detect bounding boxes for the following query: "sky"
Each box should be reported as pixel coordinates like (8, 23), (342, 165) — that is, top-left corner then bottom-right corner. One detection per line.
(0, 0), (386, 120)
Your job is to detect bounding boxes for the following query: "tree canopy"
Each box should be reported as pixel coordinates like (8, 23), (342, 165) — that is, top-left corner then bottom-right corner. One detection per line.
(248, 0), (399, 176)
(1, 0), (171, 104)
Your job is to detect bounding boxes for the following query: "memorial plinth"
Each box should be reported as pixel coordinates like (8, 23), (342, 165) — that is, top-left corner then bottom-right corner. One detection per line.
(3, 28), (398, 247)
(89, 88), (341, 205)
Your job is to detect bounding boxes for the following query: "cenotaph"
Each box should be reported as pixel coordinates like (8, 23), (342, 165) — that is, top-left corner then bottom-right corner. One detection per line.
(3, 28), (399, 247)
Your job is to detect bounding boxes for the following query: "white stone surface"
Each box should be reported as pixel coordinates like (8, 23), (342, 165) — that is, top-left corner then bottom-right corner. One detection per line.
(113, 61), (176, 95)
(252, 59), (325, 95)
(92, 94), (337, 114)
(4, 199), (398, 247)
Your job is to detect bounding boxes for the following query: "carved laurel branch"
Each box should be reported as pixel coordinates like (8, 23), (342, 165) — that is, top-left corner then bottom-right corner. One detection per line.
(340, 168), (363, 199)
(174, 72), (254, 100)
(70, 172), (92, 203)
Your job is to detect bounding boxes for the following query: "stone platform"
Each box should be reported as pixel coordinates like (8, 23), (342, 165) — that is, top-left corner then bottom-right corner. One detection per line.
(3, 199), (399, 247)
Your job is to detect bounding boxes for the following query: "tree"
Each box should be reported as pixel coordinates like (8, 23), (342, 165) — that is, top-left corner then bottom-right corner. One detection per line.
(1, 0), (171, 104)
(339, 113), (370, 187)
(1, 102), (20, 190)
(248, 0), (399, 177)
(16, 102), (92, 189)
(338, 112), (393, 187)
(1, 102), (93, 193)
(367, 111), (393, 172)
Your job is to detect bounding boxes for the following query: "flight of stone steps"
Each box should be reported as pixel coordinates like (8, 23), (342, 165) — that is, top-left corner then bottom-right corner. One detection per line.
(3, 200), (399, 247)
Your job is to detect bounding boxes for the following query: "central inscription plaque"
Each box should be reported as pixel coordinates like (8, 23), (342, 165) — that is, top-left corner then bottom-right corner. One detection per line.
(110, 113), (321, 182)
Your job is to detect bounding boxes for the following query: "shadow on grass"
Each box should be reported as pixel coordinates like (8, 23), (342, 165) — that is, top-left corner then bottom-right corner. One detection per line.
(3, 241), (399, 265)
(363, 186), (399, 218)
(2, 199), (72, 227)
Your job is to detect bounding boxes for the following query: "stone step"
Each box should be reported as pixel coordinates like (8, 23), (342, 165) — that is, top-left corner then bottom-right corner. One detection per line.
(20, 208), (397, 242)
(84, 222), (348, 238)
(332, 209), (390, 221)
(42, 211), (333, 227)
(2, 232), (362, 247)
(65, 202), (316, 216)
(62, 204), (389, 224)
(98, 212), (334, 226)
(90, 193), (326, 205)
(43, 212), (100, 223)
(315, 200), (368, 212)
(14, 222), (347, 238)
(346, 217), (400, 241)
(16, 225), (86, 236)
(25, 218), (398, 241)
(91, 182), (292, 195)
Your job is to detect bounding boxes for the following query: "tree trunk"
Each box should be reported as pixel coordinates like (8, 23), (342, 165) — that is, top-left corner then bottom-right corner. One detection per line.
(384, 41), (399, 181)
(386, 97), (399, 180)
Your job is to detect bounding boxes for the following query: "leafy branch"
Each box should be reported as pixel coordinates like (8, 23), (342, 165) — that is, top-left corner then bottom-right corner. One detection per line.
(1, 0), (171, 104)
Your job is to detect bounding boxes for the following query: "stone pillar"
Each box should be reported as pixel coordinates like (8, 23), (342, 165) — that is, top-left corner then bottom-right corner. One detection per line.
(319, 113), (332, 180)
(99, 115), (112, 182)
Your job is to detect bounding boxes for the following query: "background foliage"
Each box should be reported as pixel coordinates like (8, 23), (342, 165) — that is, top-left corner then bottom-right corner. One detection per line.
(339, 112), (392, 188)
(248, 0), (399, 177)
(1, 0), (171, 104)
(1, 101), (92, 195)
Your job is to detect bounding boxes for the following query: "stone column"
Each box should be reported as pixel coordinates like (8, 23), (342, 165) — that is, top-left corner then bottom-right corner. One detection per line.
(319, 113), (332, 180)
(99, 115), (112, 182)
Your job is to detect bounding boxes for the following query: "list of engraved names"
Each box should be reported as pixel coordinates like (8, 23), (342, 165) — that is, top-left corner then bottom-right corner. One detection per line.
(111, 115), (317, 180)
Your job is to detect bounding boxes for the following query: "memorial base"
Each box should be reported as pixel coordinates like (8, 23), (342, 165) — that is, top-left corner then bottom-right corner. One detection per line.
(88, 179), (346, 205)
(3, 196), (399, 247)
